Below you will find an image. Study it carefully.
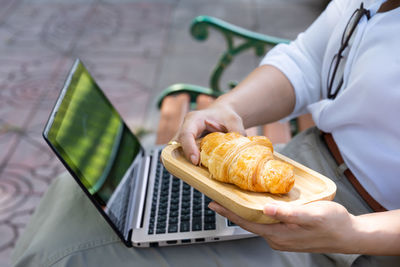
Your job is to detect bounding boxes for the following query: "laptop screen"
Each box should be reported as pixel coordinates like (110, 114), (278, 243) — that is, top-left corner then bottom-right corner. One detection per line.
(44, 60), (144, 238)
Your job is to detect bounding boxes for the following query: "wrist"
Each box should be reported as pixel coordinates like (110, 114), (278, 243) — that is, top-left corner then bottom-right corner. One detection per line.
(338, 214), (366, 254)
(342, 212), (394, 255)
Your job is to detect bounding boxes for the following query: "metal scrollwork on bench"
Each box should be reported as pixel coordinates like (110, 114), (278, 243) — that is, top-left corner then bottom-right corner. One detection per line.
(190, 15), (290, 93)
(157, 15), (290, 110)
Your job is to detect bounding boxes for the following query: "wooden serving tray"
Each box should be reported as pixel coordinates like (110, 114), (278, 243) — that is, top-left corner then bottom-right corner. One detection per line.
(161, 142), (337, 224)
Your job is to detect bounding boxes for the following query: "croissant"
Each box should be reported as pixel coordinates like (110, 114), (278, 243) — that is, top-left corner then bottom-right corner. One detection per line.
(200, 132), (295, 194)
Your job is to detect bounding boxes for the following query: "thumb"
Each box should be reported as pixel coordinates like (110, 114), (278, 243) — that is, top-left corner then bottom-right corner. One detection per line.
(263, 204), (313, 225)
(204, 119), (227, 132)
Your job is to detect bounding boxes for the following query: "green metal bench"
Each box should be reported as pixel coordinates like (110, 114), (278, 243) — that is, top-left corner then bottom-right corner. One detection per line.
(156, 15), (314, 145)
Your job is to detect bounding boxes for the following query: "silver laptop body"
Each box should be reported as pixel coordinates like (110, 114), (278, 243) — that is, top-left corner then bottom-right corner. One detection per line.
(43, 59), (254, 248)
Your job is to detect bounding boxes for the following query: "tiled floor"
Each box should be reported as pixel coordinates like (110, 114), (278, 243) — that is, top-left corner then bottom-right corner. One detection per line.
(0, 0), (323, 265)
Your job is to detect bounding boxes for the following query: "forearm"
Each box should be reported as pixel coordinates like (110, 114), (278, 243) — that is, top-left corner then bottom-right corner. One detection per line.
(212, 64), (296, 129)
(348, 209), (400, 255)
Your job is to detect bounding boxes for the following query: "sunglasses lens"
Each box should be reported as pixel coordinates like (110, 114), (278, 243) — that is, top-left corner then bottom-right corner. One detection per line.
(327, 54), (345, 99)
(327, 54), (338, 90)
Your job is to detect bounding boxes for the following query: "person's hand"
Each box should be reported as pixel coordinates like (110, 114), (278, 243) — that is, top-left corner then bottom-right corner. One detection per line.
(173, 104), (246, 165)
(208, 200), (359, 253)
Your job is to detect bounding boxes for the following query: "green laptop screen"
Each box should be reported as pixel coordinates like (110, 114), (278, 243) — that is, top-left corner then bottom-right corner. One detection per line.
(46, 62), (142, 209)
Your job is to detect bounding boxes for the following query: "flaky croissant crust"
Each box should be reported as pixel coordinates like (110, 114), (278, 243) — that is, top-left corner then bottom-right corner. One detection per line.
(200, 132), (294, 194)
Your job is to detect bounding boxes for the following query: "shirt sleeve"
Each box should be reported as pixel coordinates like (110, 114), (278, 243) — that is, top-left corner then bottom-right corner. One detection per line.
(259, 0), (349, 119)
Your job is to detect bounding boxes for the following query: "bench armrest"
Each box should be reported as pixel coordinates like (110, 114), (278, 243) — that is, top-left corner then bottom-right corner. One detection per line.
(156, 83), (223, 109)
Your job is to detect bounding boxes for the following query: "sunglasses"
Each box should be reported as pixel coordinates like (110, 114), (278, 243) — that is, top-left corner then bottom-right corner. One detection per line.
(327, 3), (371, 99)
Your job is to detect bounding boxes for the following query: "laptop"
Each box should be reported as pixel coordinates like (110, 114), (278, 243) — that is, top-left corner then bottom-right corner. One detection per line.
(43, 59), (254, 247)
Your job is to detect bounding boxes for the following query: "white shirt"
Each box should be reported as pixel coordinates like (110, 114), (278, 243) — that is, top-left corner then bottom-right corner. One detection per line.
(260, 0), (400, 210)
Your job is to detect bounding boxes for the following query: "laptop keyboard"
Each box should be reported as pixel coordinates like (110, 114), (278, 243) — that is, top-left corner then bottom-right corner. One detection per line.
(106, 171), (133, 232)
(148, 155), (216, 235)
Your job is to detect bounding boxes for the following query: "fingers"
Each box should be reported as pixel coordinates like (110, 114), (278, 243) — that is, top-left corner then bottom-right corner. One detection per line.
(263, 201), (334, 226)
(173, 106), (246, 165)
(227, 123), (247, 137)
(263, 204), (306, 225)
(179, 131), (200, 165)
(174, 112), (225, 165)
(175, 114), (206, 165)
(223, 112), (247, 136)
(204, 119), (227, 133)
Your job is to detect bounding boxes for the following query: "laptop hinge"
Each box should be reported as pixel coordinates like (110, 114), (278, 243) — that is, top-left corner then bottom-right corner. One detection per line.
(126, 229), (133, 247)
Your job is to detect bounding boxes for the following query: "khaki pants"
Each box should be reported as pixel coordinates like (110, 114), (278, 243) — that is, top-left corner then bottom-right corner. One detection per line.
(12, 127), (400, 267)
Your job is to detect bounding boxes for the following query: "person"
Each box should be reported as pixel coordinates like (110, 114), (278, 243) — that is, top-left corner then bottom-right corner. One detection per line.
(12, 0), (400, 266)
